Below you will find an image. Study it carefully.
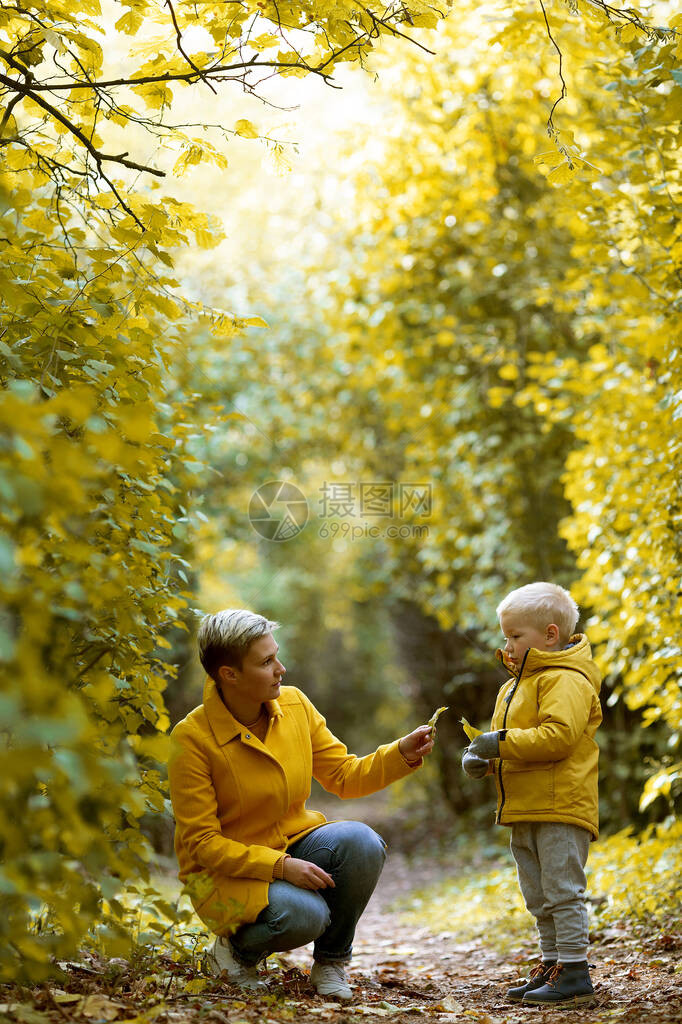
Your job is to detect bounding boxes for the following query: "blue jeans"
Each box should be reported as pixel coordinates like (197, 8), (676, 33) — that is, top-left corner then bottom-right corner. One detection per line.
(230, 821), (386, 966)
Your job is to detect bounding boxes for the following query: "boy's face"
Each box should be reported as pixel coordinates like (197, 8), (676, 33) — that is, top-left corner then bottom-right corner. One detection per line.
(499, 612), (560, 668)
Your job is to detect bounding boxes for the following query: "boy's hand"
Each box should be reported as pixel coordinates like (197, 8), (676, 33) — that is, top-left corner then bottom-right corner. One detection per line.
(468, 731), (500, 759)
(461, 748), (488, 779)
(399, 725), (435, 763)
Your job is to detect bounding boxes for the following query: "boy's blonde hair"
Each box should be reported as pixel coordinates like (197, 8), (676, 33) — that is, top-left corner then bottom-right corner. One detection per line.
(496, 582), (579, 644)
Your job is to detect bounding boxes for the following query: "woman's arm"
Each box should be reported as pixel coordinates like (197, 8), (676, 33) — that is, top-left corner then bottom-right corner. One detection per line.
(296, 690), (430, 798)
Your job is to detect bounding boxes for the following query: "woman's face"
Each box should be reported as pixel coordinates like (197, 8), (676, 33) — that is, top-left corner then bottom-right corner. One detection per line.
(227, 632), (286, 703)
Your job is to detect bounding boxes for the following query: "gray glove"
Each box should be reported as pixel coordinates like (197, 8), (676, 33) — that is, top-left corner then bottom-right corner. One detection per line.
(462, 747), (489, 779)
(468, 731), (500, 759)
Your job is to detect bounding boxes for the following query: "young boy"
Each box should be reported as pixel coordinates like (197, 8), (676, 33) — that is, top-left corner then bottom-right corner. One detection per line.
(462, 582), (602, 1006)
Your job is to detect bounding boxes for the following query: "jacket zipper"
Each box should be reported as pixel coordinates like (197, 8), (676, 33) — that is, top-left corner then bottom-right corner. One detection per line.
(496, 648), (529, 824)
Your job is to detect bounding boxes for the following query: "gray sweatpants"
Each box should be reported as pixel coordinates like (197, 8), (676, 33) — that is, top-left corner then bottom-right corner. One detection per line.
(510, 822), (591, 963)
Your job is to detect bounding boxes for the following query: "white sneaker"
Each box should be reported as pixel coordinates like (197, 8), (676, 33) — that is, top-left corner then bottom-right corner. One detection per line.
(207, 937), (268, 991)
(310, 962), (352, 1001)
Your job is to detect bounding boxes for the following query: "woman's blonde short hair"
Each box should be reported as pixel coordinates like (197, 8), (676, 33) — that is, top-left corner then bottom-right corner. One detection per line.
(197, 609), (280, 680)
(496, 582), (579, 644)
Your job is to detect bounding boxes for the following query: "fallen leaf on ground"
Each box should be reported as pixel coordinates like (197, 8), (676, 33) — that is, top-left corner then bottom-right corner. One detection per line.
(351, 1006), (396, 1017)
(50, 992), (81, 1004)
(184, 979), (208, 994)
(79, 995), (124, 1020)
(433, 996), (464, 1012)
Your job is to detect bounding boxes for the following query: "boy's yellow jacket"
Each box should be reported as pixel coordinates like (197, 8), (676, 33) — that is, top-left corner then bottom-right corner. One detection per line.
(490, 635), (602, 839)
(168, 679), (418, 932)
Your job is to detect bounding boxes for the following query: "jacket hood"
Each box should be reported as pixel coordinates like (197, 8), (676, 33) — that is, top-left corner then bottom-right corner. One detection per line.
(496, 633), (601, 695)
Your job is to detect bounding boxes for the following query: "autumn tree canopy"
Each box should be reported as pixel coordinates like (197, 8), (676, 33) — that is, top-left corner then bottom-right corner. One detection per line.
(0, 0), (452, 982)
(1, 0), (680, 985)
(190, 0), (681, 814)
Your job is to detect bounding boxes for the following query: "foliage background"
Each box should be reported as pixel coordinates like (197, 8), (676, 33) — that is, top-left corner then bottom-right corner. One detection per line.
(0, 0), (680, 983)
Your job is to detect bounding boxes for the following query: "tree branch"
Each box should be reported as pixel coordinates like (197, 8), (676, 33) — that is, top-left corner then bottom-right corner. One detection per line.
(0, 33), (432, 94)
(538, 0), (567, 136)
(75, 646), (113, 679)
(165, 0), (218, 94)
(0, 66), (165, 178)
(0, 91), (21, 137)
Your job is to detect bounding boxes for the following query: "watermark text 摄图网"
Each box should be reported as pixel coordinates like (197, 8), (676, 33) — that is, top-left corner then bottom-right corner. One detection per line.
(319, 481), (432, 520)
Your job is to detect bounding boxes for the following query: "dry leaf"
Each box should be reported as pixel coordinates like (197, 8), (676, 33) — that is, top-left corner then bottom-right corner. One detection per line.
(428, 706), (449, 737)
(460, 716), (482, 740)
(51, 992), (81, 1005)
(184, 978), (208, 994)
(79, 995), (123, 1021)
(434, 996), (465, 1012)
(351, 1008), (392, 1018)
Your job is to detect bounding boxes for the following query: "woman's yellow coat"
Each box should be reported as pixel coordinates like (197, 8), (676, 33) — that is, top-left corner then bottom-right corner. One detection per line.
(168, 679), (417, 934)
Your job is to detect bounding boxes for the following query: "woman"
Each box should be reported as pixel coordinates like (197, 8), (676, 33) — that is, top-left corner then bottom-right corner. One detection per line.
(168, 609), (434, 1001)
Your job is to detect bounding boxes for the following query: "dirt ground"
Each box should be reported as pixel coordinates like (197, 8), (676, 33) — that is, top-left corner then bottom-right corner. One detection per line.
(274, 839), (682, 1023)
(3, 796), (681, 1024)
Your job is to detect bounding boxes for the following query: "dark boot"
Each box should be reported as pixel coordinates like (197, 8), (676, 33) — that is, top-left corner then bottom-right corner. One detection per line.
(522, 961), (594, 1005)
(506, 960), (557, 1003)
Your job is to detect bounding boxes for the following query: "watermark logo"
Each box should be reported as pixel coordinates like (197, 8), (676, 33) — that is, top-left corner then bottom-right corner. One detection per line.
(248, 480), (309, 541)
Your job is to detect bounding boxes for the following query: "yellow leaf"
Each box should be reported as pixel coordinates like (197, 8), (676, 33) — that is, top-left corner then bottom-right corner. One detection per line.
(434, 997), (465, 1012)
(194, 227), (219, 249)
(79, 995), (123, 1020)
(115, 10), (143, 35)
(620, 23), (638, 43)
(428, 706), (449, 736)
(131, 734), (171, 762)
(234, 119), (259, 139)
(51, 992), (81, 1004)
(487, 386), (512, 408)
(460, 717), (482, 741)
(116, 404), (157, 444)
(547, 161), (574, 185)
(185, 979), (208, 994)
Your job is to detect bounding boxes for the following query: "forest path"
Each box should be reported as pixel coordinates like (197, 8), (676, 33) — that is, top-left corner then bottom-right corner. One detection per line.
(270, 793), (682, 1023)
(8, 795), (680, 1024)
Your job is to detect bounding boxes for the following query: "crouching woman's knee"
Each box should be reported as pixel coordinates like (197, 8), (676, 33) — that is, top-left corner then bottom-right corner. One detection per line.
(266, 885), (331, 948)
(334, 821), (387, 872)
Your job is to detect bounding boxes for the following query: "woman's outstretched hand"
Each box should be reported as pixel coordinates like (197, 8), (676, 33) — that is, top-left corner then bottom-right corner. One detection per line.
(283, 857), (335, 890)
(398, 724), (435, 764)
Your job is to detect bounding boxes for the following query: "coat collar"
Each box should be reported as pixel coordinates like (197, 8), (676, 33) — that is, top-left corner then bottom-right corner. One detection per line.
(496, 633), (593, 678)
(202, 676), (283, 746)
